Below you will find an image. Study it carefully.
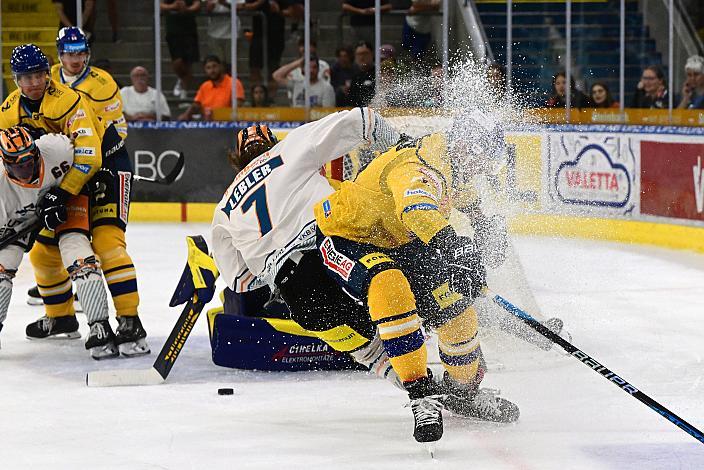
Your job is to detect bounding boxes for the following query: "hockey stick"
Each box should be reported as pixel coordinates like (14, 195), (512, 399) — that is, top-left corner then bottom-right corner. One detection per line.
(86, 295), (206, 387)
(0, 217), (42, 251)
(132, 152), (185, 185)
(490, 290), (704, 445)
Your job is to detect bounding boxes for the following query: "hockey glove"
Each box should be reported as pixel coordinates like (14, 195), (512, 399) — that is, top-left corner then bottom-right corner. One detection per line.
(90, 168), (114, 206)
(36, 187), (71, 231)
(473, 214), (508, 269)
(170, 235), (220, 307)
(429, 225), (486, 301)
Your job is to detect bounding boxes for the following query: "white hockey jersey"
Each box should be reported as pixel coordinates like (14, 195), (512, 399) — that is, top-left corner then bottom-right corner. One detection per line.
(212, 107), (397, 292)
(0, 133), (73, 254)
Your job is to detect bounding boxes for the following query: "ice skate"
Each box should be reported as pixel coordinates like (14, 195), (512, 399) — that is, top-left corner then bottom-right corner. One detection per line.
(26, 315), (81, 340)
(405, 377), (444, 443)
(26, 285), (43, 306)
(441, 372), (519, 423)
(115, 315), (150, 357)
(85, 320), (119, 360)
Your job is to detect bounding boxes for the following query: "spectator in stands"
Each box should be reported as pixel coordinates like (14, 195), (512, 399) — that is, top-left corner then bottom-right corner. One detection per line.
(545, 71), (592, 108)
(402, 0), (440, 62)
(342, 0), (391, 45)
(161, 0), (202, 100)
(677, 55), (704, 109)
(331, 46), (355, 107)
(631, 65), (669, 109)
(240, 0), (285, 86)
(291, 39), (331, 82)
(54, 0), (96, 39)
(206, 0), (239, 67)
(590, 82), (618, 108)
(348, 41), (376, 107)
(272, 55), (336, 107)
(178, 55), (245, 121)
(121, 66), (172, 121)
(249, 84), (270, 107)
(273, 0), (304, 39)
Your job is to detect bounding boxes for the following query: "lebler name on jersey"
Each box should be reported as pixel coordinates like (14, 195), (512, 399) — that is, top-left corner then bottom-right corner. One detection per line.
(221, 156), (284, 217)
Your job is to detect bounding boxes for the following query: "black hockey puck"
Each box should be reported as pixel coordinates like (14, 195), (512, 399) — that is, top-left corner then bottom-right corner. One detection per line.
(218, 387), (234, 396)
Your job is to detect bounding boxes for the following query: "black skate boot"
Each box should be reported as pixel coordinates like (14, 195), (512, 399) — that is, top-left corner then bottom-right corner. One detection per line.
(115, 315), (151, 357)
(405, 376), (444, 443)
(26, 285), (43, 306)
(85, 320), (119, 360)
(26, 315), (80, 340)
(441, 371), (520, 423)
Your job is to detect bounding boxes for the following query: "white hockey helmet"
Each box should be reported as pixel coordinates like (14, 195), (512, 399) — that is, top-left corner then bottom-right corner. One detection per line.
(446, 108), (506, 179)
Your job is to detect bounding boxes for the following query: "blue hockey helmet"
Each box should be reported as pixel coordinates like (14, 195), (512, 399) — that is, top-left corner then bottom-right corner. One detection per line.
(56, 27), (90, 55)
(10, 44), (50, 77)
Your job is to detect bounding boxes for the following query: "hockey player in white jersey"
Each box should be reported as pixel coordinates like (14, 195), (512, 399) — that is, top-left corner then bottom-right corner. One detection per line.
(209, 108), (406, 386)
(0, 127), (114, 359)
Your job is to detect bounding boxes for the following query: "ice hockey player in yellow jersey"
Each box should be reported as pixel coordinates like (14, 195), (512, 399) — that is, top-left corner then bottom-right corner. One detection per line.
(314, 109), (520, 442)
(43, 27), (148, 357)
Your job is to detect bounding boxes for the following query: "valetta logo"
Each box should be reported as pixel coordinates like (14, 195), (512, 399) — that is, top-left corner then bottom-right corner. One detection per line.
(555, 144), (631, 207)
(695, 157), (704, 214)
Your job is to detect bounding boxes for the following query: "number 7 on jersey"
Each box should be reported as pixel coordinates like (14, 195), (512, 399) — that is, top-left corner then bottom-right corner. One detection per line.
(242, 184), (272, 236)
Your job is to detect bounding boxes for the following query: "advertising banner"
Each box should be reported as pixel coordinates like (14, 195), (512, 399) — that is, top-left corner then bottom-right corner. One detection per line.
(127, 127), (236, 202)
(546, 133), (638, 216)
(641, 141), (704, 222)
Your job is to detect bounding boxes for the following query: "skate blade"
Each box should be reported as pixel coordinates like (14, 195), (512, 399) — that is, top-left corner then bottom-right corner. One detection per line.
(90, 342), (120, 360)
(425, 443), (436, 459)
(118, 338), (151, 358)
(26, 331), (81, 340)
(26, 297), (44, 306)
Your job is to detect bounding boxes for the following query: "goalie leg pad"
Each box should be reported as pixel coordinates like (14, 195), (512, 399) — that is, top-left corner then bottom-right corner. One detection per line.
(29, 241), (74, 317)
(92, 225), (139, 316)
(208, 310), (363, 372)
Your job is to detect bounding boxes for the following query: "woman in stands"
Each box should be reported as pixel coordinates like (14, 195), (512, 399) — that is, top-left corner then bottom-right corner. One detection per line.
(545, 71), (592, 108)
(590, 82), (619, 108)
(631, 65), (669, 109)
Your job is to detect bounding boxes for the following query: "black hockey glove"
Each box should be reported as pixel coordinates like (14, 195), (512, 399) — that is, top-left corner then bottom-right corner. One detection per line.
(90, 168), (114, 206)
(36, 187), (71, 231)
(429, 225), (486, 301)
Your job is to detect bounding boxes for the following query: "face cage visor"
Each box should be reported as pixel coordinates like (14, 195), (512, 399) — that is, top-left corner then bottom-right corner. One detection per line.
(4, 152), (39, 184)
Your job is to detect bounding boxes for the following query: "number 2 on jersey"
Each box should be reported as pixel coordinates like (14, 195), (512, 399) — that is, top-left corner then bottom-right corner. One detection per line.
(242, 184), (272, 235)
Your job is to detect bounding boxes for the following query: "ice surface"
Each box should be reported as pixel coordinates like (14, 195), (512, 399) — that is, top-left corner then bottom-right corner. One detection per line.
(1, 224), (703, 469)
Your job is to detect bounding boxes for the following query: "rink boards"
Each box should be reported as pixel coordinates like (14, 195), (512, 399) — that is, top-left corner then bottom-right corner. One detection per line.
(125, 122), (704, 253)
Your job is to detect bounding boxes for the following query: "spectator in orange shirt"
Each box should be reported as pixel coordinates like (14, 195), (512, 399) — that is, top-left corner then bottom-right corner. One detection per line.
(178, 55), (244, 120)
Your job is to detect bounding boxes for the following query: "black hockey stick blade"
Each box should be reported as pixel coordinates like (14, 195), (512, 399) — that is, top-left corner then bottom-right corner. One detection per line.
(0, 217), (42, 251)
(86, 296), (206, 387)
(490, 291), (704, 445)
(132, 152), (185, 185)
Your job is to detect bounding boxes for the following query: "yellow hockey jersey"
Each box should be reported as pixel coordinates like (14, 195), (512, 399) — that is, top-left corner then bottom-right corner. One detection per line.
(315, 133), (478, 248)
(0, 79), (103, 195)
(51, 64), (127, 140)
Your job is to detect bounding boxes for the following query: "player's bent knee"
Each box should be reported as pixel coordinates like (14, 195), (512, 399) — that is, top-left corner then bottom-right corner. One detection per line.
(92, 224), (127, 257)
(57, 232), (95, 269)
(367, 269), (416, 321)
(29, 241), (64, 274)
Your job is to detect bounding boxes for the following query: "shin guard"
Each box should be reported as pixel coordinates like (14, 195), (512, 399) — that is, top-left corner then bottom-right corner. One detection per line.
(92, 225), (139, 316)
(367, 269), (427, 384)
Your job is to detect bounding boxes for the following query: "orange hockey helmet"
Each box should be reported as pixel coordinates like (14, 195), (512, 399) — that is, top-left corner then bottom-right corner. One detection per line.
(0, 127), (40, 184)
(236, 124), (278, 160)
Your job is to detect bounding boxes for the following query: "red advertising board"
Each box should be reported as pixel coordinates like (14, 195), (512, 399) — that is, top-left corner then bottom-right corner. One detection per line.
(641, 141), (704, 221)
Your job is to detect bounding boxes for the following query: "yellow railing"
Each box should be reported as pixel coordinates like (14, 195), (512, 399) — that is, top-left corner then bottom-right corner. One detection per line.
(211, 106), (704, 127)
